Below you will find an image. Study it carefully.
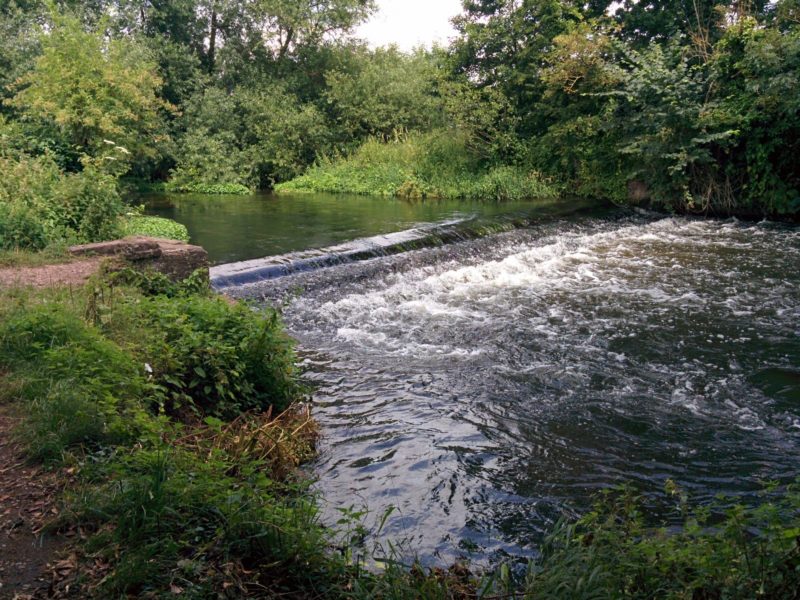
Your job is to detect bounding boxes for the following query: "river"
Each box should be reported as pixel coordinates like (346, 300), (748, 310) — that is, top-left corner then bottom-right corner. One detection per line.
(150, 192), (800, 566)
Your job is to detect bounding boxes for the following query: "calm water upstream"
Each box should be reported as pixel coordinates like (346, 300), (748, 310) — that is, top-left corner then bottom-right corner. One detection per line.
(145, 192), (572, 264)
(157, 194), (800, 566)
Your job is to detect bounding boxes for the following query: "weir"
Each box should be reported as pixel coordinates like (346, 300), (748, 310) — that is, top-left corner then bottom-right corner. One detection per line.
(208, 197), (606, 289)
(212, 216), (534, 288)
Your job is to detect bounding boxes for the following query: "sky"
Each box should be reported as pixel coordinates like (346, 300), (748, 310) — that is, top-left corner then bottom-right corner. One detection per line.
(355, 0), (463, 51)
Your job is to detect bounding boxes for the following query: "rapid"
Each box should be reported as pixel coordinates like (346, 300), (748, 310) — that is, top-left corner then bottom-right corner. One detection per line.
(219, 211), (800, 565)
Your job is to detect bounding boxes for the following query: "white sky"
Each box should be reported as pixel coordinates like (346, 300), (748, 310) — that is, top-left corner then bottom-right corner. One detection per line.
(355, 0), (463, 51)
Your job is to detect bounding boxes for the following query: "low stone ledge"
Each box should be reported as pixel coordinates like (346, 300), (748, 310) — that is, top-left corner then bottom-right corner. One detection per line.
(69, 237), (163, 261)
(146, 239), (209, 281)
(69, 236), (208, 282)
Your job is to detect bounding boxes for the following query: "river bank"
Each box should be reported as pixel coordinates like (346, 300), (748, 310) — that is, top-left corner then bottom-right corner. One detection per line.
(2, 217), (800, 598)
(0, 274), (331, 598)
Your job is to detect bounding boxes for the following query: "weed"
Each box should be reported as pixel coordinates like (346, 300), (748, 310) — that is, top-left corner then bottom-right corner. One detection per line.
(165, 181), (252, 195)
(119, 214), (190, 242)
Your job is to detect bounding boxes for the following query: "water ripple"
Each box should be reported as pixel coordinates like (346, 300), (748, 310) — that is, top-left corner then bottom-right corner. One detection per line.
(230, 214), (800, 565)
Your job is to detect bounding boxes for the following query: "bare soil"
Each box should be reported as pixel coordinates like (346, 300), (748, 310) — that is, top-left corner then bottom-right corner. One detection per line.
(0, 260), (102, 290)
(0, 405), (73, 600)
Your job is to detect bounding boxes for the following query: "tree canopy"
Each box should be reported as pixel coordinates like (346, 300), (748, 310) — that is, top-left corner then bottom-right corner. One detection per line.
(0, 0), (797, 217)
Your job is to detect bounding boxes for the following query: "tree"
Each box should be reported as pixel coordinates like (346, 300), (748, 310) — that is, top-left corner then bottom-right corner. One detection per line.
(0, 2), (41, 107)
(451, 0), (582, 137)
(324, 46), (443, 143)
(171, 83), (328, 188)
(6, 12), (173, 171)
(199, 0), (375, 79)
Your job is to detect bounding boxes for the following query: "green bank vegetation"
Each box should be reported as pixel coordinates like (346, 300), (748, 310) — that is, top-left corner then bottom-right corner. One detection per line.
(120, 213), (190, 242)
(2, 275), (800, 598)
(3, 0), (797, 218)
(276, 132), (557, 201)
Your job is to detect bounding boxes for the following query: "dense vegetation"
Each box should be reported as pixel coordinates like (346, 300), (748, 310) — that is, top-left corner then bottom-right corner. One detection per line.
(1, 0), (799, 596)
(1, 0), (797, 249)
(276, 132), (557, 201)
(2, 276), (800, 598)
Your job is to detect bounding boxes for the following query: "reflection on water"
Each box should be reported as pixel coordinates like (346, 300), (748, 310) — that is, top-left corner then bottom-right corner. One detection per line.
(145, 191), (572, 264)
(226, 214), (800, 565)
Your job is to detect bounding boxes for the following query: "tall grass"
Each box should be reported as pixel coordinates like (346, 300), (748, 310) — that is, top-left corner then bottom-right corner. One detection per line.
(276, 130), (558, 201)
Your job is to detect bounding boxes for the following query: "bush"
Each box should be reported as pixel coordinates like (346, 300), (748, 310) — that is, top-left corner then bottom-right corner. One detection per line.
(277, 131), (558, 200)
(106, 293), (302, 419)
(0, 283), (330, 598)
(0, 202), (48, 250)
(54, 166), (123, 242)
(120, 215), (190, 241)
(108, 267), (208, 298)
(0, 303), (147, 459)
(0, 152), (124, 250)
(0, 282), (303, 456)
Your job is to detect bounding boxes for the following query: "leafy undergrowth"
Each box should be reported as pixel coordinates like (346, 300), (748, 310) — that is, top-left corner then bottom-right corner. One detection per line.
(165, 182), (252, 195)
(129, 181), (252, 195)
(1, 274), (799, 599)
(0, 276), (328, 597)
(526, 483), (800, 599)
(276, 131), (558, 202)
(119, 214), (190, 242)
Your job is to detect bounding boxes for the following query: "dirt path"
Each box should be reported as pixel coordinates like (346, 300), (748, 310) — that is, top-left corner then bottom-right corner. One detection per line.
(0, 259), (102, 290)
(0, 405), (70, 600)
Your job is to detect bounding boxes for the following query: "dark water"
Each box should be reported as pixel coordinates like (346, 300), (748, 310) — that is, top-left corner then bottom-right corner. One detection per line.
(222, 211), (800, 565)
(145, 191), (573, 265)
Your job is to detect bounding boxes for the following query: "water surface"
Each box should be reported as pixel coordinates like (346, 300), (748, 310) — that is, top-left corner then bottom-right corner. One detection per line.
(225, 213), (800, 565)
(145, 191), (574, 264)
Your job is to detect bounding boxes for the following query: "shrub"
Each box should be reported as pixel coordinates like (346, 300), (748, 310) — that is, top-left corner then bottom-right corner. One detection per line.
(0, 202), (48, 250)
(108, 267), (209, 298)
(0, 152), (124, 250)
(54, 166), (123, 242)
(120, 215), (190, 241)
(109, 294), (302, 419)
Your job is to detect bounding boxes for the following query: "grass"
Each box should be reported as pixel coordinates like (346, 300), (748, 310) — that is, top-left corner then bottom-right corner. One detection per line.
(0, 277), (333, 597)
(0, 243), (73, 268)
(276, 131), (559, 201)
(525, 483), (800, 599)
(2, 272), (800, 598)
